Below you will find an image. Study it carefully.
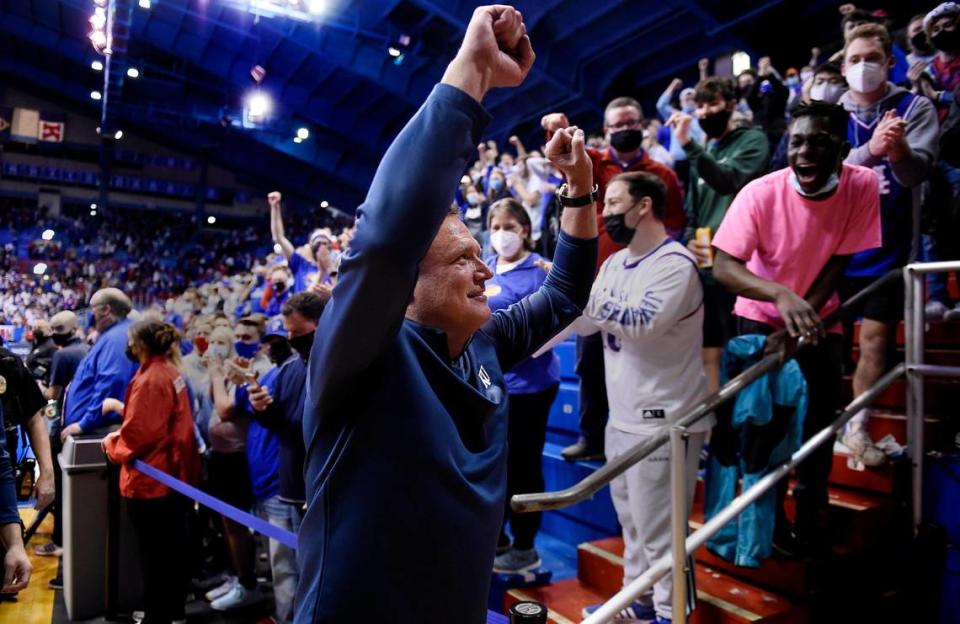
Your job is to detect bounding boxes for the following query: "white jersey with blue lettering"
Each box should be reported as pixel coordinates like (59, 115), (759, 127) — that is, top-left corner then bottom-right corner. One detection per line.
(583, 238), (713, 435)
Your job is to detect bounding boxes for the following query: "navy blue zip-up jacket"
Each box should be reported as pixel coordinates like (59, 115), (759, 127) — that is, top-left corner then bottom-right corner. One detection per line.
(247, 352), (308, 505)
(295, 84), (597, 623)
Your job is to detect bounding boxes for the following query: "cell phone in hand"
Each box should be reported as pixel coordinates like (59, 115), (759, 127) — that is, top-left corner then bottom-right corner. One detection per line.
(244, 369), (261, 392)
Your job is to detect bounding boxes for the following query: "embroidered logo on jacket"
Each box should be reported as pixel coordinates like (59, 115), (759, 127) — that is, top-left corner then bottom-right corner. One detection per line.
(641, 409), (666, 419)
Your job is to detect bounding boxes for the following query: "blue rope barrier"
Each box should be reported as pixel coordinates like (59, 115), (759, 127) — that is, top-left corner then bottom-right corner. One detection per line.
(130, 459), (298, 550)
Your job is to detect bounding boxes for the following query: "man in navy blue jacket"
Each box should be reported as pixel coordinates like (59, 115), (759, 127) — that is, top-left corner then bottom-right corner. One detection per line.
(295, 6), (599, 623)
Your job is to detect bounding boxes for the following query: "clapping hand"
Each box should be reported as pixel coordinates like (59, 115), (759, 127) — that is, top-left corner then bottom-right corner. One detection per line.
(666, 112), (693, 146)
(868, 110), (908, 161)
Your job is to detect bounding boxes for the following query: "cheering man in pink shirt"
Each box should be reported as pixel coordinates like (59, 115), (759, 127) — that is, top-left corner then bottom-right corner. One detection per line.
(712, 101), (881, 556)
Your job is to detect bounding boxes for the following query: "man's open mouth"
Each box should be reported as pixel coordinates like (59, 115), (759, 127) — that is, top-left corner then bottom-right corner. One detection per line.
(794, 163), (820, 184)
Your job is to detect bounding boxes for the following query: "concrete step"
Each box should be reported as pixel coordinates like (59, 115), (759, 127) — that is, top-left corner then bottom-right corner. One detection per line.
(573, 538), (808, 624)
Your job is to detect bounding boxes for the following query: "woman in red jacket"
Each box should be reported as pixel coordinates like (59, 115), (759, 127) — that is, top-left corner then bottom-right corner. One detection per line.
(103, 319), (200, 624)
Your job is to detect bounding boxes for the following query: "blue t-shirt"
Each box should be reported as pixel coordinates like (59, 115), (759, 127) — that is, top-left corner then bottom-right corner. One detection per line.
(289, 251), (330, 293)
(484, 253), (561, 395)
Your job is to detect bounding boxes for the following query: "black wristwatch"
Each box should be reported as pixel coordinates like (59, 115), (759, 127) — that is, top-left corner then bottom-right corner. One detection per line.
(557, 183), (599, 207)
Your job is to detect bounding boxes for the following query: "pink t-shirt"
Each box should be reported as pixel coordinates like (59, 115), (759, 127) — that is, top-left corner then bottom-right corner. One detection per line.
(713, 164), (881, 331)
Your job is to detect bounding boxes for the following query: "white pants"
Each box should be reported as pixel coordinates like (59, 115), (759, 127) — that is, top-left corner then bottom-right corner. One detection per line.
(605, 423), (706, 620)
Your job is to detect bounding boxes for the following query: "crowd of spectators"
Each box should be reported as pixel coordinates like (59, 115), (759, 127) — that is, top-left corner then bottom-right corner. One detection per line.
(0, 3), (958, 623)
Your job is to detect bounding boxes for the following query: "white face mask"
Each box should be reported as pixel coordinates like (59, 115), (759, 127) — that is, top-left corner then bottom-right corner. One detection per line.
(490, 229), (523, 258)
(845, 61), (887, 94)
(789, 170), (840, 198)
(810, 83), (847, 104)
(209, 344), (229, 360)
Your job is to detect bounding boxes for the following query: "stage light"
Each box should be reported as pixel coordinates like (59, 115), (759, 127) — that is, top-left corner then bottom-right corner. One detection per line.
(114, 129), (123, 140)
(293, 136), (303, 144)
(320, 200), (329, 208)
(138, 0), (151, 8)
(207, 216), (217, 224)
(388, 46), (401, 58)
(245, 91), (271, 123)
(90, 90), (102, 101)
(90, 7), (107, 30)
(90, 203), (97, 210)
(41, 229), (55, 241)
(91, 60), (104, 71)
(90, 210), (97, 216)
(33, 263), (48, 276)
(127, 67), (140, 79)
(732, 51), (751, 76)
(296, 127), (310, 140)
(306, 0), (325, 15)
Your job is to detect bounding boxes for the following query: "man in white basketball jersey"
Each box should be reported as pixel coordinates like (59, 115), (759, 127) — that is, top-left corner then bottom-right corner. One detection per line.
(578, 170), (712, 623)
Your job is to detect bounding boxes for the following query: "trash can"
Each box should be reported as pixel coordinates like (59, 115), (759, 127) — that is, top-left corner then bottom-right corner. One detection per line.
(60, 433), (143, 621)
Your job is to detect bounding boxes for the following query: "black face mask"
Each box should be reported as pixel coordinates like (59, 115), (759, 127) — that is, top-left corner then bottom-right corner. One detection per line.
(52, 332), (72, 347)
(273, 281), (286, 293)
(267, 339), (294, 365)
(609, 129), (644, 153)
(911, 32), (934, 54)
(125, 346), (139, 363)
(603, 205), (639, 246)
(289, 331), (315, 360)
(932, 28), (960, 53)
(699, 109), (733, 139)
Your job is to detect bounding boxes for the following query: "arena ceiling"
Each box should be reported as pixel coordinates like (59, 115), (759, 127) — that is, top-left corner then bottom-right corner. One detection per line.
(0, 0), (899, 211)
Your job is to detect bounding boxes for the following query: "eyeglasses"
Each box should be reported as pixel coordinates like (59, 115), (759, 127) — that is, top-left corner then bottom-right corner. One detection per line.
(606, 119), (642, 132)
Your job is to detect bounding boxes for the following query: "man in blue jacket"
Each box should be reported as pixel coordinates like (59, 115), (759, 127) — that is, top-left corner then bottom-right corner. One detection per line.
(60, 288), (139, 440)
(295, 6), (598, 623)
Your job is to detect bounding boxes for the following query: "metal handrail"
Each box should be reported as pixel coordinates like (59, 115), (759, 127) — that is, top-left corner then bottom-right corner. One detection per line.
(511, 268), (902, 514)
(582, 363), (906, 624)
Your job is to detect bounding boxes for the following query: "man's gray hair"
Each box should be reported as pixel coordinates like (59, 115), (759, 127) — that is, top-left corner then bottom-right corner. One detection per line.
(92, 287), (133, 318)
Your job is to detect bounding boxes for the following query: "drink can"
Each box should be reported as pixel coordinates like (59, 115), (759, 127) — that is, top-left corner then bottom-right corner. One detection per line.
(696, 226), (713, 268)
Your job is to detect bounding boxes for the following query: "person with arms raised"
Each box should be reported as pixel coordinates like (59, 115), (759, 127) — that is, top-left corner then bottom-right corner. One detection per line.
(296, 6), (598, 622)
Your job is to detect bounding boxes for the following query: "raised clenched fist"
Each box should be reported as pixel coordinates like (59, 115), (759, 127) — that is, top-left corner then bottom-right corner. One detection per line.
(268, 191), (282, 209)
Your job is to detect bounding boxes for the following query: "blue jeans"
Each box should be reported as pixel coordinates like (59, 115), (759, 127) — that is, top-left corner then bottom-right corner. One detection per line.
(253, 496), (302, 623)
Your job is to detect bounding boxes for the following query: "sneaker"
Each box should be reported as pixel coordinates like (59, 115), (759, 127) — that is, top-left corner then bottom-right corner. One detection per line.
(944, 303), (960, 322)
(34, 542), (63, 557)
(493, 547), (542, 574)
(210, 583), (262, 611)
(841, 423), (886, 467)
(581, 600), (656, 620)
(48, 573), (63, 590)
(925, 300), (949, 321)
(561, 438), (605, 462)
(204, 575), (237, 602)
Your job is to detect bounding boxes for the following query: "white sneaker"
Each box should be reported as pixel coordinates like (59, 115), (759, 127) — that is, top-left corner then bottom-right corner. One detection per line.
(944, 303), (960, 322)
(925, 300), (949, 321)
(210, 583), (262, 611)
(841, 424), (886, 467)
(204, 575), (237, 602)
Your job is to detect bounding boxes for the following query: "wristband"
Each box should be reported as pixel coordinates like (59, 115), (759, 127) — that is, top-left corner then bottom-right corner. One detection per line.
(557, 183), (599, 207)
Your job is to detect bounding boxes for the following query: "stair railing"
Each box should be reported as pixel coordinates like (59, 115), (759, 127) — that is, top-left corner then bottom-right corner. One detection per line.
(511, 269), (902, 515)
(578, 260), (960, 624)
(583, 362), (906, 624)
(904, 260), (960, 531)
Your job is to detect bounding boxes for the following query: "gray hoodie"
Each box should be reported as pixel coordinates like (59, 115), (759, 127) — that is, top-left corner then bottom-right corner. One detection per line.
(840, 82), (940, 188)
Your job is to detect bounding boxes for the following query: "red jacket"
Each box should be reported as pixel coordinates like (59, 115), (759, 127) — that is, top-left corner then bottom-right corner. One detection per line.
(587, 147), (686, 269)
(104, 356), (200, 499)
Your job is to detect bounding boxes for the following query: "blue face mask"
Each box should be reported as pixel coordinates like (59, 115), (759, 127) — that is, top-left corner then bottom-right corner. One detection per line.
(490, 178), (505, 192)
(234, 341), (260, 359)
(87, 312), (96, 328)
(180, 340), (194, 356)
(682, 104), (696, 114)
